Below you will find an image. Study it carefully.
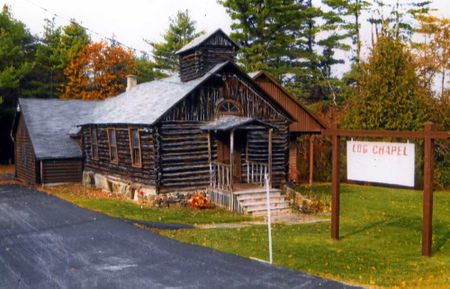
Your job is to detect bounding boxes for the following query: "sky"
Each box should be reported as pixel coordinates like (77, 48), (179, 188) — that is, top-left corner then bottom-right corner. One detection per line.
(3, 0), (450, 75)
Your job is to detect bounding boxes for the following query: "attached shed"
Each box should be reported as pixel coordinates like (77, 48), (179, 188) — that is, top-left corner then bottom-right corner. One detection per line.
(12, 98), (96, 185)
(249, 71), (326, 183)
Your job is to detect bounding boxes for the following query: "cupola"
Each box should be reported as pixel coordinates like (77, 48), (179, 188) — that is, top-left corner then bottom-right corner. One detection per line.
(176, 29), (239, 82)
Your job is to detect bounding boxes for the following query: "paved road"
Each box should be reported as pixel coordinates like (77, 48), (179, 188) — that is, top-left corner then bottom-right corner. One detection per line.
(0, 185), (360, 289)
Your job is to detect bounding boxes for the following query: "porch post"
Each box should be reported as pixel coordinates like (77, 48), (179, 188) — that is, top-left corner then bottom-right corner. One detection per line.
(230, 129), (234, 191)
(208, 132), (212, 189)
(268, 128), (273, 188)
(309, 135), (315, 185)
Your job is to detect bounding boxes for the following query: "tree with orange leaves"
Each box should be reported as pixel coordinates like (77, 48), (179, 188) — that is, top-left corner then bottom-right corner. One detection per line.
(414, 15), (449, 99)
(62, 41), (135, 100)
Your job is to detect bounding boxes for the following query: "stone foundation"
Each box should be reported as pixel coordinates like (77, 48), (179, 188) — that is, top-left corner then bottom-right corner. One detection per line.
(83, 170), (156, 201)
(82, 170), (205, 207)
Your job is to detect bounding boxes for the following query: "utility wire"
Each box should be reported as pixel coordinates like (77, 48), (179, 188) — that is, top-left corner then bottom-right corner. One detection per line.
(19, 0), (149, 56)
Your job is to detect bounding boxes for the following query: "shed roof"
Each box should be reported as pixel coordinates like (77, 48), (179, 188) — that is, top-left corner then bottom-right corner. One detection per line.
(18, 98), (98, 160)
(176, 28), (239, 55)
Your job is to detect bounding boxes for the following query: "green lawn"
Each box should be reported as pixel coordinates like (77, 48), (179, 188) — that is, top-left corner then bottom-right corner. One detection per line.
(46, 184), (253, 225)
(159, 184), (450, 289)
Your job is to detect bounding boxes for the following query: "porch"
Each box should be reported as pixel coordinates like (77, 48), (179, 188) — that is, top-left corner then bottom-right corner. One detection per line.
(202, 115), (290, 214)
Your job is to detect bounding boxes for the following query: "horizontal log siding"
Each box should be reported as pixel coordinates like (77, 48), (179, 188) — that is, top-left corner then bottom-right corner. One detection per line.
(82, 126), (156, 186)
(15, 114), (38, 184)
(41, 159), (82, 184)
(162, 71), (289, 189)
(179, 33), (237, 82)
(158, 121), (216, 193)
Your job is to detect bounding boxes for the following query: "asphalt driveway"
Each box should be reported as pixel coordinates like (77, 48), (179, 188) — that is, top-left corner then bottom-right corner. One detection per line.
(0, 185), (360, 289)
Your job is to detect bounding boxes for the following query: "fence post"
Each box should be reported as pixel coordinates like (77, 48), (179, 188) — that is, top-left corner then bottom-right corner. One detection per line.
(331, 122), (341, 240)
(422, 122), (434, 257)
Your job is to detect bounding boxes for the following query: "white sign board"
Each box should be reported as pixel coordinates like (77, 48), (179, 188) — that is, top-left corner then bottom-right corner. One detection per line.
(347, 141), (415, 187)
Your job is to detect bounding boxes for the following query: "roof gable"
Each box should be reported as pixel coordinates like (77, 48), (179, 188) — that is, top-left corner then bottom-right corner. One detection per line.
(176, 28), (239, 55)
(250, 71), (326, 132)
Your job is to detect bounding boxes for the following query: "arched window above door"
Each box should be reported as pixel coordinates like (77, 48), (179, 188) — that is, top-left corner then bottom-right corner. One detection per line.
(216, 99), (242, 116)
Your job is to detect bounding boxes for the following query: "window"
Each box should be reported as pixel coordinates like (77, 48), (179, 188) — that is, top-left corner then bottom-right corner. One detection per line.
(91, 127), (99, 160)
(107, 128), (118, 163)
(129, 128), (142, 167)
(216, 100), (242, 116)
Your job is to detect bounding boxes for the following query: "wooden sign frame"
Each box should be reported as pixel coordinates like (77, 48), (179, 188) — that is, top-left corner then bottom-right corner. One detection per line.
(322, 122), (450, 257)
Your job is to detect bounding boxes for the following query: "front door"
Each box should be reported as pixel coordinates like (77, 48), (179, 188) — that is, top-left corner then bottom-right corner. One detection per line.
(216, 131), (245, 183)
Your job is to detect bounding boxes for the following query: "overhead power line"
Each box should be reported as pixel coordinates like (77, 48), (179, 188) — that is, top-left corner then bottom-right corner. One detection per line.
(19, 0), (150, 56)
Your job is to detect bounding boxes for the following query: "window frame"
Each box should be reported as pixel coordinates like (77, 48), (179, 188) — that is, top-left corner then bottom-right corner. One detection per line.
(128, 127), (142, 168)
(90, 127), (99, 160)
(216, 99), (243, 116)
(107, 128), (119, 164)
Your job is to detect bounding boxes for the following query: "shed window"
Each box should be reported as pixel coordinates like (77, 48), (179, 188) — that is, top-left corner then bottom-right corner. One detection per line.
(129, 128), (142, 167)
(91, 127), (99, 160)
(108, 128), (118, 163)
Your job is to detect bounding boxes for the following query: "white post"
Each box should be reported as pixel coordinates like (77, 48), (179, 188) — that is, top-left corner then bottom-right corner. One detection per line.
(265, 173), (273, 264)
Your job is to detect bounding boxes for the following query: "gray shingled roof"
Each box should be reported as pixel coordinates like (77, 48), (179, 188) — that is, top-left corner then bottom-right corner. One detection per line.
(200, 115), (275, 131)
(176, 28), (239, 55)
(19, 98), (99, 160)
(86, 62), (228, 125)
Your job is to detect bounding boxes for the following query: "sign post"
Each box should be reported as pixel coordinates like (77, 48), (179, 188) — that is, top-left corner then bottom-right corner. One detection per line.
(322, 122), (449, 256)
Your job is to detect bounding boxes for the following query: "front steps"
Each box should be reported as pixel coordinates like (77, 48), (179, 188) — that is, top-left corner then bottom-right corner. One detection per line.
(234, 187), (291, 216)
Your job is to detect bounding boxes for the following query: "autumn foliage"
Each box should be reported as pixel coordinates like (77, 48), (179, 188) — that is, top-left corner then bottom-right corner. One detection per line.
(188, 193), (213, 209)
(62, 41), (135, 100)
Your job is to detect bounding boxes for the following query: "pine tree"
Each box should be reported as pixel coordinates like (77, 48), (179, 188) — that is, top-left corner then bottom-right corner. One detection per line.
(59, 20), (90, 66)
(28, 18), (64, 99)
(322, 0), (371, 64)
(344, 29), (428, 131)
(0, 5), (35, 162)
(148, 10), (201, 72)
(220, 0), (324, 102)
(135, 54), (166, 83)
(368, 0), (431, 43)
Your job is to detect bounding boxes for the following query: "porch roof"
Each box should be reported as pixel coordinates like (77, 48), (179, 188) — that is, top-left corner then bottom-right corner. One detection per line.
(200, 115), (276, 131)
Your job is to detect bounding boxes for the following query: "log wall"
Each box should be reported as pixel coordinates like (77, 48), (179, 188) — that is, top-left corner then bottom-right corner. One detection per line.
(179, 33), (237, 82)
(82, 126), (156, 186)
(41, 159), (82, 184)
(160, 71), (289, 191)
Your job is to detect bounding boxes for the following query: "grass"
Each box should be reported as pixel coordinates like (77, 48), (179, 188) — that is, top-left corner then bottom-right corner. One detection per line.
(159, 184), (450, 289)
(43, 184), (253, 225)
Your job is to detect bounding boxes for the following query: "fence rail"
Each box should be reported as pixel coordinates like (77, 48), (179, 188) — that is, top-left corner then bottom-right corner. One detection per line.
(210, 161), (231, 192)
(246, 161), (268, 186)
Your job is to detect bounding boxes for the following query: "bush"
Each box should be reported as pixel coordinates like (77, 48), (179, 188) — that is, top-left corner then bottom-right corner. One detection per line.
(188, 193), (214, 209)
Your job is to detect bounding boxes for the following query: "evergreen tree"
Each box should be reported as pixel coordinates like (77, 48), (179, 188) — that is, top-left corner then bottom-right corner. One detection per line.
(28, 18), (64, 98)
(0, 5), (35, 162)
(220, 0), (324, 102)
(322, 0), (371, 64)
(59, 20), (90, 67)
(368, 0), (431, 43)
(148, 10), (201, 72)
(344, 29), (428, 131)
(135, 54), (166, 83)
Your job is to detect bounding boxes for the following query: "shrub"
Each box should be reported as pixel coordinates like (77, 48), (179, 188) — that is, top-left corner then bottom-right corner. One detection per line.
(188, 193), (214, 209)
